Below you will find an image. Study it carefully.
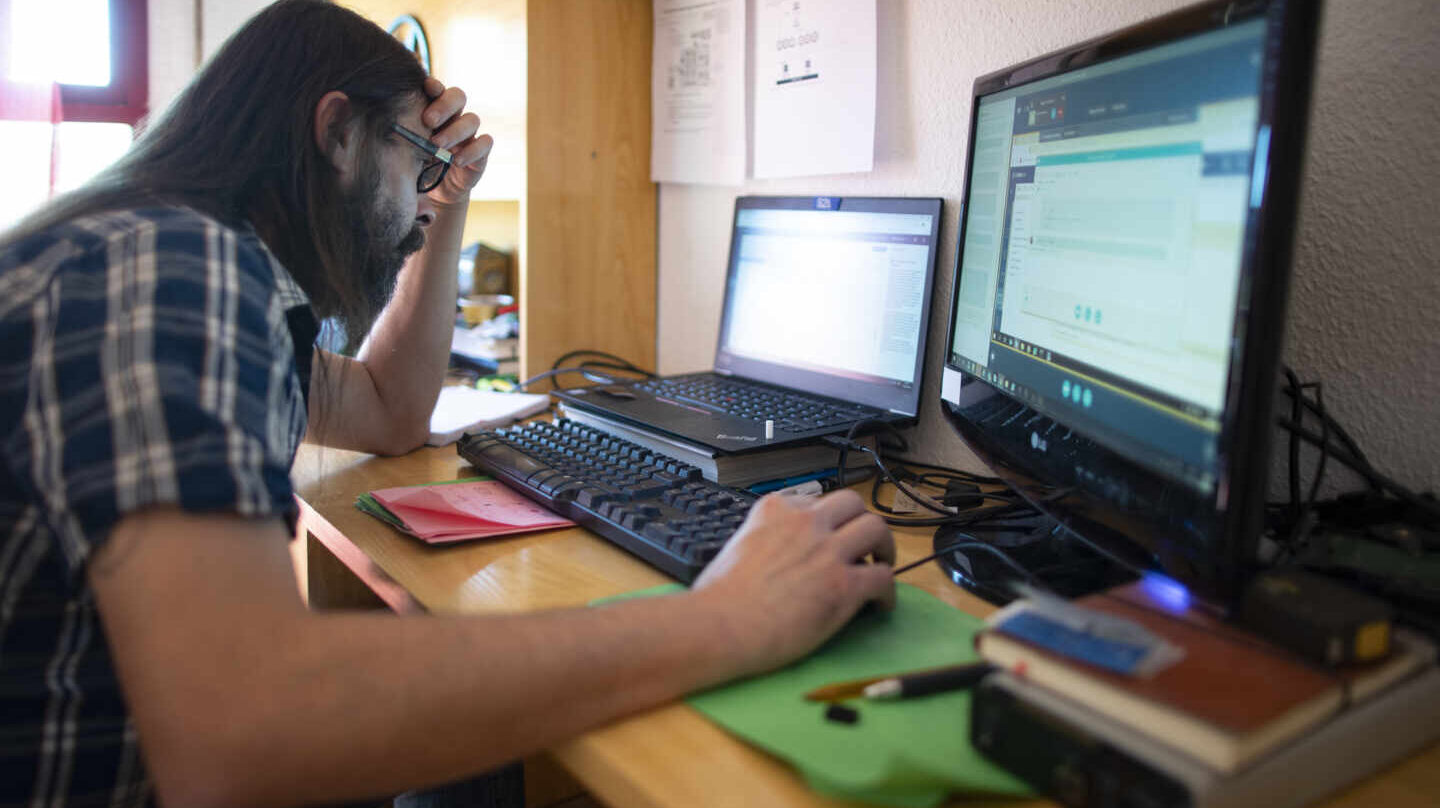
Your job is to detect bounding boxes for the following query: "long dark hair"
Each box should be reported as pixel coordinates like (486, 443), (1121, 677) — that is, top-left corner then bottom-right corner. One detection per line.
(2, 0), (427, 337)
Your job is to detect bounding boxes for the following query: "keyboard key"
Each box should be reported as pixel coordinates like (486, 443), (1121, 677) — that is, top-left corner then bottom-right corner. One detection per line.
(537, 474), (578, 496)
(687, 542), (725, 564)
(642, 523), (680, 545)
(576, 487), (620, 508)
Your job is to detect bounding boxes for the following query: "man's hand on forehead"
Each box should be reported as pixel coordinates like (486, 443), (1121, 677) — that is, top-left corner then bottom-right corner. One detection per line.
(418, 76), (494, 204)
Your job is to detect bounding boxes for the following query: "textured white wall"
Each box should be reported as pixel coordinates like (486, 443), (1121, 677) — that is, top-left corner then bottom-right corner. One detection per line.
(655, 0), (1440, 494)
(147, 0), (197, 118)
(200, 0), (272, 61)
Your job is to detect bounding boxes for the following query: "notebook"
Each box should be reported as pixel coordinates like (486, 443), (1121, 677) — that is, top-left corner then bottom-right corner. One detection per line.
(427, 385), (550, 446)
(553, 196), (943, 454)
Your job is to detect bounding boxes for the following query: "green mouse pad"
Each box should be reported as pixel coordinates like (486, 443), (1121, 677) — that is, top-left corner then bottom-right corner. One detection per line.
(597, 583), (1032, 807)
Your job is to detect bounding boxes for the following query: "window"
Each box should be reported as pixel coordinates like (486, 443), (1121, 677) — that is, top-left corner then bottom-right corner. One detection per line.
(0, 0), (148, 230)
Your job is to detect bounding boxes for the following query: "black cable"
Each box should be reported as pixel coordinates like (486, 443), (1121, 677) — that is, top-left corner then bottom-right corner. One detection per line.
(1285, 367), (1304, 522)
(824, 426), (1031, 529)
(575, 360), (652, 383)
(520, 349), (658, 392)
(547, 350), (655, 391)
(868, 474), (1033, 528)
(894, 538), (1049, 592)
(1277, 369), (1336, 560)
(882, 456), (1003, 485)
(1307, 380), (1331, 507)
(1280, 364), (1375, 483)
(1277, 419), (1440, 523)
(870, 480), (1016, 517)
(1274, 419), (1369, 481)
(834, 419), (910, 488)
(550, 349), (649, 373)
(848, 441), (958, 518)
(516, 366), (626, 392)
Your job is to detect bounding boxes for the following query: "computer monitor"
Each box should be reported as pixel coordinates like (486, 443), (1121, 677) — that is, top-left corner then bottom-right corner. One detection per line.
(938, 0), (1321, 608)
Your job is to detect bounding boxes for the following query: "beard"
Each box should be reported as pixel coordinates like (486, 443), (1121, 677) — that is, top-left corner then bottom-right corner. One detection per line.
(339, 170), (426, 350)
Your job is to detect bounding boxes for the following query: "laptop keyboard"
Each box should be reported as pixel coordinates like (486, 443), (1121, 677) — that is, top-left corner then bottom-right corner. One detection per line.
(635, 377), (877, 434)
(457, 419), (756, 582)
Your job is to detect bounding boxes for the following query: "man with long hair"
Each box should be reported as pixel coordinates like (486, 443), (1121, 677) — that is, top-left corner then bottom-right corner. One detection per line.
(0, 2), (895, 805)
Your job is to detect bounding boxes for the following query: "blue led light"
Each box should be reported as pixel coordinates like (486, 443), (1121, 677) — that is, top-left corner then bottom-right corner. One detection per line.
(1140, 572), (1192, 612)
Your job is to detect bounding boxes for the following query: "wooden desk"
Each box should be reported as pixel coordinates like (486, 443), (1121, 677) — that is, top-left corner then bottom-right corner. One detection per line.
(291, 443), (1440, 808)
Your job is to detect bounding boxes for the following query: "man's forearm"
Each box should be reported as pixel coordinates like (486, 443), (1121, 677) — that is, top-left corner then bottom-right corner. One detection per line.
(224, 595), (744, 807)
(93, 510), (750, 808)
(354, 199), (468, 447)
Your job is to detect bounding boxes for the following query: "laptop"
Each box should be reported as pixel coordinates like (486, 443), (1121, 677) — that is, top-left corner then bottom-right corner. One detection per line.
(553, 195), (944, 454)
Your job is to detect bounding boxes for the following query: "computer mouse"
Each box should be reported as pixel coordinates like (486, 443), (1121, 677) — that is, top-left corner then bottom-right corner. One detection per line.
(597, 385), (637, 400)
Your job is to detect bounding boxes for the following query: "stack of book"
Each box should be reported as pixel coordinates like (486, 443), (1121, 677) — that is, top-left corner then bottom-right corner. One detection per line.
(974, 582), (1435, 774)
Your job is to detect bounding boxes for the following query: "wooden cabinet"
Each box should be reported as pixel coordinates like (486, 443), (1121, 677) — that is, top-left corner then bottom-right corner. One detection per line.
(342, 0), (656, 379)
(524, 1), (656, 379)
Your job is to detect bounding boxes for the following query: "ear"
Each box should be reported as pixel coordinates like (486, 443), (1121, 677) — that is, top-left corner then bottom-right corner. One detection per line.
(314, 90), (361, 182)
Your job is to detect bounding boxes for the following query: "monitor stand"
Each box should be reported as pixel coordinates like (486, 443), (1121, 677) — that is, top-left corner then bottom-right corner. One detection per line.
(933, 515), (1135, 605)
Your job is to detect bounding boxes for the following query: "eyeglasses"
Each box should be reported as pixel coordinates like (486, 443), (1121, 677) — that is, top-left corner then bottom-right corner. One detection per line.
(389, 123), (453, 193)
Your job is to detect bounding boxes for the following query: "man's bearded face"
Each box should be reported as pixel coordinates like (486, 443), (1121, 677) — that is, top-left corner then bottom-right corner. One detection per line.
(341, 153), (426, 345)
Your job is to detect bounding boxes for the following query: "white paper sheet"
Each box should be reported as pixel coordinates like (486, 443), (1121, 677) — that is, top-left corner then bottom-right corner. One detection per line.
(650, 0), (747, 185)
(753, 0), (876, 179)
(427, 387), (550, 446)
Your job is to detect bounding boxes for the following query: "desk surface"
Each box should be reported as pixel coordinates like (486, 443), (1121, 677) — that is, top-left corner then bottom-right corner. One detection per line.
(291, 442), (1440, 808)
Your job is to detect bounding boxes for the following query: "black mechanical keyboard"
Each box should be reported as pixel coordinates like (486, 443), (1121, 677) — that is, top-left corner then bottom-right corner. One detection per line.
(634, 376), (877, 434)
(456, 419), (756, 582)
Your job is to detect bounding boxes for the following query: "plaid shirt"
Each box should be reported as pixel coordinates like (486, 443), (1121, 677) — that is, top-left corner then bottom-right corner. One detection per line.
(0, 207), (314, 806)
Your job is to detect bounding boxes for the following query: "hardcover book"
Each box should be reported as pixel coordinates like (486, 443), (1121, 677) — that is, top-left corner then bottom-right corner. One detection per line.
(976, 584), (1347, 773)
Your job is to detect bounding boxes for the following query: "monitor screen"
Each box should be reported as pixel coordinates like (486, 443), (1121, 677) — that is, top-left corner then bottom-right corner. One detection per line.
(715, 196), (942, 416)
(940, 0), (1320, 604)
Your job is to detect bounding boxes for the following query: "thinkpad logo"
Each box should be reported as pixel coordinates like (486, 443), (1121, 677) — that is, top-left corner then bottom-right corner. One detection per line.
(716, 434), (759, 442)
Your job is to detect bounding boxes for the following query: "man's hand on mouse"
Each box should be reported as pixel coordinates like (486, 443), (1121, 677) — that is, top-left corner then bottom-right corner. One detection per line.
(689, 489), (896, 677)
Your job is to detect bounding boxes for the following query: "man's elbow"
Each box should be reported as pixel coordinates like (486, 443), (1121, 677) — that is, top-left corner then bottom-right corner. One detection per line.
(371, 417), (430, 456)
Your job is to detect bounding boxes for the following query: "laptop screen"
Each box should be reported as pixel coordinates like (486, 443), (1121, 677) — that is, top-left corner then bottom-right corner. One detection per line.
(714, 196), (943, 416)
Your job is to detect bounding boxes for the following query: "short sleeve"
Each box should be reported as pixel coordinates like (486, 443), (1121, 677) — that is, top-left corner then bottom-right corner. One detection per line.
(0, 209), (308, 574)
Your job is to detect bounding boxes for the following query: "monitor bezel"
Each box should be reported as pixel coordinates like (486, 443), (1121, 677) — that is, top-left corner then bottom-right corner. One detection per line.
(713, 195), (944, 417)
(938, 0), (1321, 607)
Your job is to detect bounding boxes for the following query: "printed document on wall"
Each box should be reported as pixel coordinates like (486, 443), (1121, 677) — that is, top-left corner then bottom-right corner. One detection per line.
(651, 0), (746, 185)
(753, 0), (875, 179)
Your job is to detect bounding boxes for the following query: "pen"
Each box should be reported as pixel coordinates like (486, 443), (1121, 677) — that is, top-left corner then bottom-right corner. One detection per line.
(803, 661), (993, 702)
(862, 661), (994, 700)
